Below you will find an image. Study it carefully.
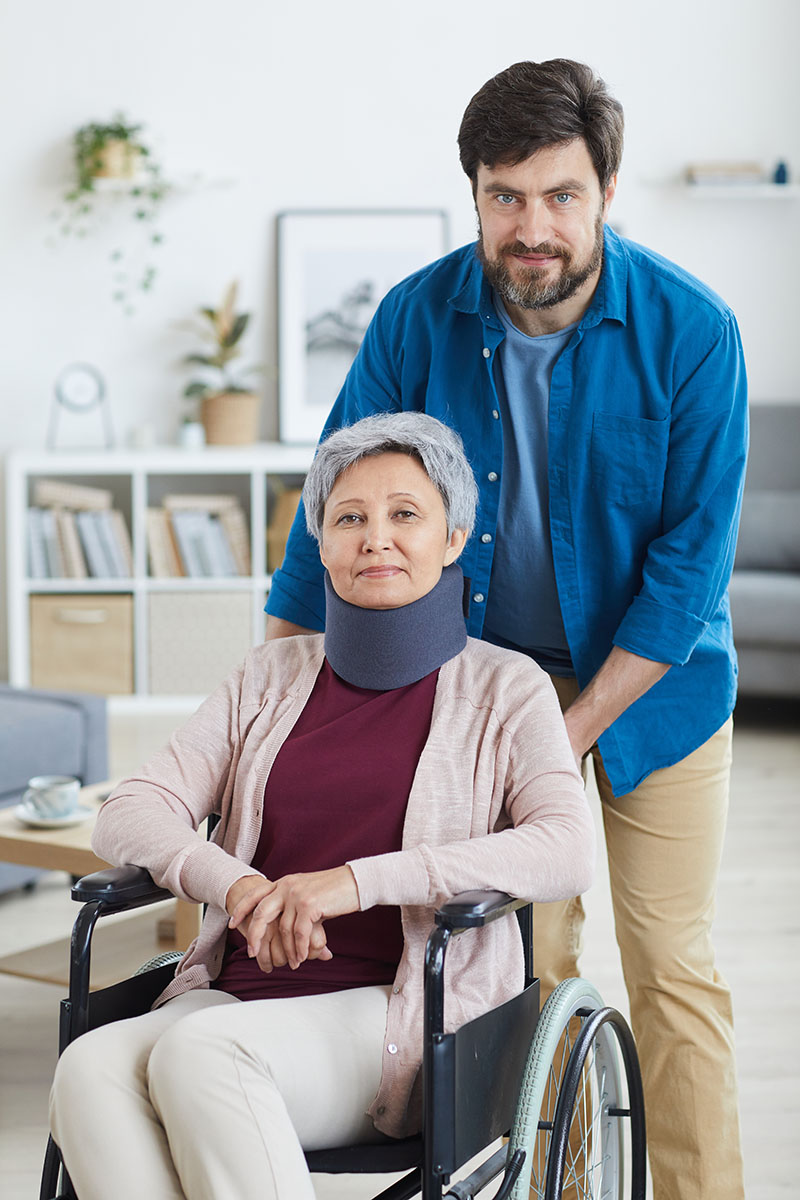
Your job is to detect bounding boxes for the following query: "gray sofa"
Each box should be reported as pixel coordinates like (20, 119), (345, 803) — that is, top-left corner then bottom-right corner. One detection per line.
(729, 402), (800, 697)
(0, 685), (108, 891)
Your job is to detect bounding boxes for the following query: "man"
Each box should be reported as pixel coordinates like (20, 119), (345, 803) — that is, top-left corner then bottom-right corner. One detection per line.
(266, 59), (747, 1199)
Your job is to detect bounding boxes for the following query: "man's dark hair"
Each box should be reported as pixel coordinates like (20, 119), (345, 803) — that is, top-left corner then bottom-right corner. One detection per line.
(458, 59), (624, 191)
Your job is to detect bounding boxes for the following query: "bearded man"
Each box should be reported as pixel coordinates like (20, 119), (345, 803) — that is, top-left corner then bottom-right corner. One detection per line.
(266, 59), (748, 1199)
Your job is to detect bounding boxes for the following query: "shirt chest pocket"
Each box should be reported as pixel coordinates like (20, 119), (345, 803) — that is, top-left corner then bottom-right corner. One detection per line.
(590, 411), (669, 505)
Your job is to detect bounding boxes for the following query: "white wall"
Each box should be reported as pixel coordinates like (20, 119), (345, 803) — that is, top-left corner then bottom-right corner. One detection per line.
(2, 0), (799, 677)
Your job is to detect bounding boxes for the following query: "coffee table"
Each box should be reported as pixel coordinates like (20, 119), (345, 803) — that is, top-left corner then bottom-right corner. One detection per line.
(0, 781), (202, 986)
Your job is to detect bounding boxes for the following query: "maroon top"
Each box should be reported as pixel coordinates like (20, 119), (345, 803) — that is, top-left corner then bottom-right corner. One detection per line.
(213, 660), (439, 999)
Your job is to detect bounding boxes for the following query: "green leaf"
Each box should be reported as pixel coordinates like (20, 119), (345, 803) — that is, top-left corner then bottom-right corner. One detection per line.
(223, 312), (250, 348)
(183, 354), (218, 367)
(184, 381), (209, 398)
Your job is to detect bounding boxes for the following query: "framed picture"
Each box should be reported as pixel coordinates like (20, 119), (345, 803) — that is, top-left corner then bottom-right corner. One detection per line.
(277, 209), (449, 444)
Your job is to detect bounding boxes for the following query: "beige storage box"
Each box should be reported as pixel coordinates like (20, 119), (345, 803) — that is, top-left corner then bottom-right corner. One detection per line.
(148, 591), (253, 696)
(30, 594), (134, 694)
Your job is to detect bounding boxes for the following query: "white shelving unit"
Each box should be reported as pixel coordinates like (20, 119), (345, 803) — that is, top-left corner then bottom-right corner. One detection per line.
(6, 444), (314, 710)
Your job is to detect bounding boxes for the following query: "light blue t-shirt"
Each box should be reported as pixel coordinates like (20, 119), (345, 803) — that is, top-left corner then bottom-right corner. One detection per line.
(483, 297), (577, 675)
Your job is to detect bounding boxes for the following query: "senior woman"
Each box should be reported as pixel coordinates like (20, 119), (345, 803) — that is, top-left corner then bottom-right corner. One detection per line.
(50, 411), (594, 1200)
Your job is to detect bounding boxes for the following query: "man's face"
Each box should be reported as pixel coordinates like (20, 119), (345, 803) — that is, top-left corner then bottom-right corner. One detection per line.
(475, 139), (616, 312)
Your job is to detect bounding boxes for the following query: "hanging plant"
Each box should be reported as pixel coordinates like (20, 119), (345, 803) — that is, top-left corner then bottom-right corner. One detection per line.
(51, 113), (170, 314)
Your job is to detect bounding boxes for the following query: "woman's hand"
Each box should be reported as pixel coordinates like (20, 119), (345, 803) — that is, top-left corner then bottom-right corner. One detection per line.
(227, 866), (360, 971)
(225, 874), (331, 973)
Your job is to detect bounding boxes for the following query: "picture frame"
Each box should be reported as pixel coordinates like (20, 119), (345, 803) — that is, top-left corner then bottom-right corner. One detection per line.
(277, 209), (449, 444)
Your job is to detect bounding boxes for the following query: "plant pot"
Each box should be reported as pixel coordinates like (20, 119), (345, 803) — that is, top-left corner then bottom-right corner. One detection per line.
(201, 392), (260, 445)
(92, 139), (142, 180)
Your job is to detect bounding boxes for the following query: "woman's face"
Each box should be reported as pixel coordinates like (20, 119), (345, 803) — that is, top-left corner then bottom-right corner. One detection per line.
(319, 452), (467, 610)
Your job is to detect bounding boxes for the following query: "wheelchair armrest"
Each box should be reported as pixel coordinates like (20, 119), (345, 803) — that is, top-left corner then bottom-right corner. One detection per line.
(435, 889), (528, 931)
(71, 864), (172, 909)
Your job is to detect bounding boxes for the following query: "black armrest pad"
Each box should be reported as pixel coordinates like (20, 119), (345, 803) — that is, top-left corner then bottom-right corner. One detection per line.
(435, 890), (528, 930)
(71, 864), (171, 906)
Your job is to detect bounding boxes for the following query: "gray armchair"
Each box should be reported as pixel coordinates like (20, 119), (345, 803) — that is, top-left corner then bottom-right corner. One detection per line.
(0, 685), (108, 891)
(729, 402), (800, 697)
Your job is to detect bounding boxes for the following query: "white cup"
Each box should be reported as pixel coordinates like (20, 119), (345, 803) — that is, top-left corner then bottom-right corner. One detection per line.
(23, 775), (81, 820)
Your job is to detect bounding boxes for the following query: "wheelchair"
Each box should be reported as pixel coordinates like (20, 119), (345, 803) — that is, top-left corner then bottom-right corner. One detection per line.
(41, 865), (646, 1200)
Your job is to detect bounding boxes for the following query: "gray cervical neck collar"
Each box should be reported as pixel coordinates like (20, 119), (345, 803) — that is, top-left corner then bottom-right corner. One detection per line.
(323, 564), (468, 691)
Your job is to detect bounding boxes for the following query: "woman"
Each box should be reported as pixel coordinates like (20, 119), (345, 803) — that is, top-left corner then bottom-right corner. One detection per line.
(50, 412), (594, 1200)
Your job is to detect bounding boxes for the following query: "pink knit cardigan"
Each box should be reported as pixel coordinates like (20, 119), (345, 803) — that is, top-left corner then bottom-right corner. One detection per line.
(94, 634), (594, 1137)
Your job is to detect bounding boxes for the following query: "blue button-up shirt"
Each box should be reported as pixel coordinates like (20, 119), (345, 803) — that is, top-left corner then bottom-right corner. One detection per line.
(267, 228), (748, 795)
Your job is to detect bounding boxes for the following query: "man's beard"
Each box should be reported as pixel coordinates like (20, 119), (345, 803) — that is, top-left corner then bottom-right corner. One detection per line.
(476, 211), (605, 310)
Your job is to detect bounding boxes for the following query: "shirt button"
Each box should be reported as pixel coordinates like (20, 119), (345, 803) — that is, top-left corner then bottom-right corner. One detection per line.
(492, 410), (500, 420)
(487, 472), (498, 482)
(473, 593), (485, 604)
(387, 1043), (398, 1055)
(482, 347), (490, 358)
(480, 533), (492, 544)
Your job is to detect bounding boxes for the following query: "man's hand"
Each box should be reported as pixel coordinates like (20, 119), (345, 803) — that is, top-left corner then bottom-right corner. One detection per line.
(564, 646), (670, 760)
(226, 867), (360, 971)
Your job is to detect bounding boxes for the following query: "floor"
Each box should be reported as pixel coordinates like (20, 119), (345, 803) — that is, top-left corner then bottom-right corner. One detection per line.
(0, 699), (797, 1199)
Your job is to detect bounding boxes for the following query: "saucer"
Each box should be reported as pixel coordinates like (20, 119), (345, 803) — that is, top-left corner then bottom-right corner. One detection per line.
(14, 802), (94, 830)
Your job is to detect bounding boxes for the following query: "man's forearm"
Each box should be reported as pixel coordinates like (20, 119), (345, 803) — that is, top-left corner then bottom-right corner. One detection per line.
(264, 614), (318, 640)
(563, 646), (670, 759)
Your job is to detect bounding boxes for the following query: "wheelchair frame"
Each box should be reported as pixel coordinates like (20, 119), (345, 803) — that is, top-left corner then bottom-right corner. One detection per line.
(41, 867), (646, 1200)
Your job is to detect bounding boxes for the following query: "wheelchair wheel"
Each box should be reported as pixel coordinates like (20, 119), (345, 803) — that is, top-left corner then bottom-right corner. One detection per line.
(506, 979), (645, 1200)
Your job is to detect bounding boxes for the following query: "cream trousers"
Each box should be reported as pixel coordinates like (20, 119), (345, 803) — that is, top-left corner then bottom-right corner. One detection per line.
(542, 674), (744, 1200)
(50, 984), (391, 1200)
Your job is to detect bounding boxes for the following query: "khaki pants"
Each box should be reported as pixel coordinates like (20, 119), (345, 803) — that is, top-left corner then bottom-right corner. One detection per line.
(539, 675), (744, 1199)
(50, 985), (390, 1200)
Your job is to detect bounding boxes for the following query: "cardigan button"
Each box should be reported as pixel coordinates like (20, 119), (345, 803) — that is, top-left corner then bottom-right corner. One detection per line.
(377, 1105), (386, 1116)
(392, 985), (402, 994)
(387, 1043), (398, 1055)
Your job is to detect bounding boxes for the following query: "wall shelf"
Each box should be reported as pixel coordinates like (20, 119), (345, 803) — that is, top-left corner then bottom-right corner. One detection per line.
(6, 443), (314, 708)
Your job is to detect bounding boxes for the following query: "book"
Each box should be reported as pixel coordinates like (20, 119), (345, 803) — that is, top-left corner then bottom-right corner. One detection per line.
(169, 510), (216, 577)
(109, 510), (134, 576)
(206, 516), (238, 576)
(92, 510), (132, 577)
(39, 508), (65, 577)
(76, 510), (115, 577)
(218, 505), (251, 576)
(162, 493), (238, 514)
(54, 509), (88, 579)
(146, 508), (183, 578)
(267, 488), (303, 572)
(26, 509), (50, 579)
(33, 479), (113, 510)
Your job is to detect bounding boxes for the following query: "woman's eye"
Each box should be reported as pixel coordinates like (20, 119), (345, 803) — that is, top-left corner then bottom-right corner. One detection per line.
(394, 510), (418, 520)
(337, 513), (362, 525)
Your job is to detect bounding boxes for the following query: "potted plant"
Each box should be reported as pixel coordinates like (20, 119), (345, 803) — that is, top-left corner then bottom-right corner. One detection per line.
(52, 114), (168, 313)
(183, 281), (261, 445)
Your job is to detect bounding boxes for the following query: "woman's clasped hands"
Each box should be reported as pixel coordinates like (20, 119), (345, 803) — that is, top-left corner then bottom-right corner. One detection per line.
(225, 866), (361, 973)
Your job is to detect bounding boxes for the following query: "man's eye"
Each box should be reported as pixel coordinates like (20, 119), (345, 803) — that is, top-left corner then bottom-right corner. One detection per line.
(496, 194), (515, 205)
(553, 193), (572, 204)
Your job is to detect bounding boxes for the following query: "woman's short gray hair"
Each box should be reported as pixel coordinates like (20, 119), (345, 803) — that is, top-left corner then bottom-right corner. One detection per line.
(303, 411), (478, 542)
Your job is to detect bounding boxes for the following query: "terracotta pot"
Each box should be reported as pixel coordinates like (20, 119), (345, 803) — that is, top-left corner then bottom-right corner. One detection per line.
(201, 392), (260, 445)
(92, 140), (142, 180)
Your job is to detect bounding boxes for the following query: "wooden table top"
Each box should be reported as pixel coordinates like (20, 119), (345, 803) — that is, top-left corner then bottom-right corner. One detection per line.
(0, 780), (114, 875)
